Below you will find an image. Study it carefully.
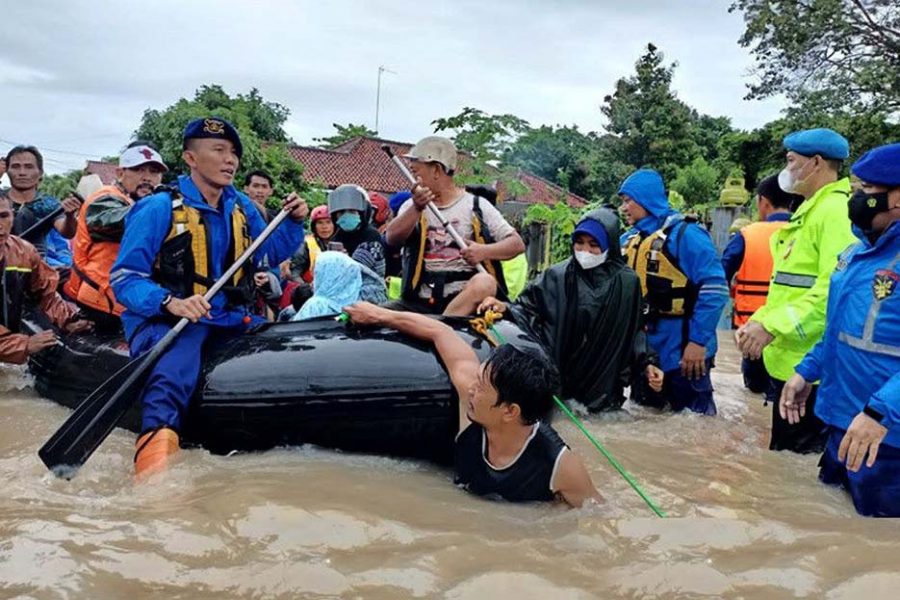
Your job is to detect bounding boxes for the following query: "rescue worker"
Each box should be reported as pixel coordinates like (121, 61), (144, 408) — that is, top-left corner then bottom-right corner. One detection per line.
(737, 128), (858, 454)
(110, 117), (308, 476)
(619, 168), (729, 415)
(4, 146), (81, 268)
(780, 142), (900, 516)
(290, 205), (333, 283)
(64, 142), (167, 333)
(344, 301), (603, 508)
(385, 136), (525, 317)
(0, 194), (92, 363)
(722, 175), (799, 393)
(478, 208), (664, 412)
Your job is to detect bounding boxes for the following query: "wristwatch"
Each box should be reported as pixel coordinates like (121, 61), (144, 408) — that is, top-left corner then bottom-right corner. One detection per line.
(863, 404), (885, 423)
(161, 294), (173, 311)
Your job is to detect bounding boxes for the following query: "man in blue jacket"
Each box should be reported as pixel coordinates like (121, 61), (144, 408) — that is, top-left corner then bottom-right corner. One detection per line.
(780, 142), (900, 517)
(111, 117), (308, 477)
(619, 169), (729, 415)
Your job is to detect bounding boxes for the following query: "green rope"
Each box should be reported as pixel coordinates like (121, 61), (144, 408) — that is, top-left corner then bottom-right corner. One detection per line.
(488, 322), (666, 518)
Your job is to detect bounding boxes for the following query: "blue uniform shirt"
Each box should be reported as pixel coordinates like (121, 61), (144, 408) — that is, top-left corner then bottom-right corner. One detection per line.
(111, 174), (304, 340)
(620, 211), (729, 372)
(796, 221), (900, 448)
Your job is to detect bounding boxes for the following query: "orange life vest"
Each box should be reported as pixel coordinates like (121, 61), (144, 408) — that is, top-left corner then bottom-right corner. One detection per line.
(64, 184), (133, 315)
(732, 220), (788, 326)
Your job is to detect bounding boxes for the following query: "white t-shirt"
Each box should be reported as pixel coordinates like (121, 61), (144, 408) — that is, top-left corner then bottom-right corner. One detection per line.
(398, 192), (516, 298)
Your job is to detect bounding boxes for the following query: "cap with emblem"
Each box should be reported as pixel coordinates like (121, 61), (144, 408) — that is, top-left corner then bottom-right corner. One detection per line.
(119, 144), (168, 171)
(783, 128), (850, 160)
(851, 142), (900, 187)
(182, 117), (243, 159)
(403, 136), (458, 173)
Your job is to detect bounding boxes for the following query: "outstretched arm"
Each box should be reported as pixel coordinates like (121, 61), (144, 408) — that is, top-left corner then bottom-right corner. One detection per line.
(553, 450), (603, 508)
(343, 302), (480, 432)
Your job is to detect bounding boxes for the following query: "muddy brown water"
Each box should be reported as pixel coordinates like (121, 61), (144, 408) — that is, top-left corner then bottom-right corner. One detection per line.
(1, 332), (898, 599)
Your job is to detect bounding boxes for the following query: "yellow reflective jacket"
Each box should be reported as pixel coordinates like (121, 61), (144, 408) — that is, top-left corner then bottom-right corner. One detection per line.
(751, 178), (857, 380)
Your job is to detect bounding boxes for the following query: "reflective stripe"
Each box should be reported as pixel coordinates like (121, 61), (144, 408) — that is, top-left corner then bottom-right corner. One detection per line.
(839, 332), (900, 358)
(772, 271), (817, 288)
(4, 266), (32, 273)
(109, 267), (151, 285)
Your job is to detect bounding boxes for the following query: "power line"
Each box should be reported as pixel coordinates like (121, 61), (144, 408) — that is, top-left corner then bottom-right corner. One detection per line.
(0, 137), (103, 159)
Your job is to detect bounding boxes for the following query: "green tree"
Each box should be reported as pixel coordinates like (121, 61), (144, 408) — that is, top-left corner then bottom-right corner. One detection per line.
(600, 43), (702, 181)
(669, 157), (722, 207)
(134, 84), (305, 199)
(731, 0), (900, 113)
(41, 169), (83, 199)
(314, 122), (377, 149)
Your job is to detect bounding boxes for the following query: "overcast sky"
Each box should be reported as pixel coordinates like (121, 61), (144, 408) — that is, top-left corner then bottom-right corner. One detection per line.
(0, 0), (785, 175)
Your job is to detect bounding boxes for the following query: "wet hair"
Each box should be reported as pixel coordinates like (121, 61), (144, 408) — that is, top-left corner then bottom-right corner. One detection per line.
(126, 139), (160, 152)
(291, 282), (313, 311)
(5, 145), (43, 173)
(485, 344), (560, 424)
(244, 170), (273, 187)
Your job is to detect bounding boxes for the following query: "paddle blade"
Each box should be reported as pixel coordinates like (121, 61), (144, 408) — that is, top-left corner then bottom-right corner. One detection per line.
(38, 352), (154, 477)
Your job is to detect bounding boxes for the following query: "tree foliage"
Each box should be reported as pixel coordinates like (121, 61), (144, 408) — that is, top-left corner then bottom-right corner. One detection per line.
(670, 157), (722, 207)
(314, 122), (377, 149)
(731, 0), (900, 113)
(41, 169), (83, 200)
(134, 85), (305, 199)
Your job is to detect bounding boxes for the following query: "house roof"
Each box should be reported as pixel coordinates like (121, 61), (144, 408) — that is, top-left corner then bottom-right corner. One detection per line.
(288, 136), (585, 207)
(84, 160), (118, 185)
(85, 136), (587, 208)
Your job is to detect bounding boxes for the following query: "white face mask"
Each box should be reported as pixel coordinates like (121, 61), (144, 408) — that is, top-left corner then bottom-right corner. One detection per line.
(575, 250), (607, 269)
(778, 158), (813, 194)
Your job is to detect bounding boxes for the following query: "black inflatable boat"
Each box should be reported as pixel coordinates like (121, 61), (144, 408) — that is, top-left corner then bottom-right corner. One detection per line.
(26, 316), (536, 464)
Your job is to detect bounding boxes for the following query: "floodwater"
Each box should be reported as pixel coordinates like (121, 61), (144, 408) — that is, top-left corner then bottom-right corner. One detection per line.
(1, 332), (898, 599)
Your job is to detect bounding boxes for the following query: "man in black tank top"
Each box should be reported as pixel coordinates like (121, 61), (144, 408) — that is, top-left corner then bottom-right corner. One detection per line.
(344, 302), (602, 508)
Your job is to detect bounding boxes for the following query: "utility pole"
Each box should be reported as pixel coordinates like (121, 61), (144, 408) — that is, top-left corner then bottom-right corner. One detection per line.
(375, 65), (396, 135)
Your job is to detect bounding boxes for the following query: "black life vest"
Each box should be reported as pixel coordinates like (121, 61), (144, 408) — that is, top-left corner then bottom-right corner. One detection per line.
(0, 259), (29, 333)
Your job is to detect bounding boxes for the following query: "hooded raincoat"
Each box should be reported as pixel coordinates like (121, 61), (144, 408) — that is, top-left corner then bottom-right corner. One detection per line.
(508, 208), (653, 411)
(293, 251), (362, 320)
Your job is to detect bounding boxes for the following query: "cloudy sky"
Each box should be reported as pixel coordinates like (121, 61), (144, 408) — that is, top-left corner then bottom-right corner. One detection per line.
(0, 0), (785, 174)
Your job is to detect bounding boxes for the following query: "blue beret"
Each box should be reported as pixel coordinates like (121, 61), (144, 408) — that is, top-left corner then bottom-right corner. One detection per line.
(852, 143), (900, 187)
(183, 117), (243, 159)
(783, 128), (849, 160)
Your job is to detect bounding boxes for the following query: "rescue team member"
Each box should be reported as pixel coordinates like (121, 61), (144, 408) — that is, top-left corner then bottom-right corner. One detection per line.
(722, 175), (799, 393)
(64, 142), (168, 333)
(385, 136), (525, 317)
(780, 143), (900, 517)
(344, 301), (603, 507)
(243, 170), (278, 223)
(737, 128), (858, 454)
(0, 194), (91, 363)
(619, 169), (729, 415)
(478, 208), (664, 413)
(4, 146), (81, 267)
(110, 118), (308, 476)
(290, 205), (333, 283)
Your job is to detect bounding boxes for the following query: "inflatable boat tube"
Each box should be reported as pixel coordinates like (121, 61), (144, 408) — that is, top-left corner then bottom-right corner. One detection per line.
(27, 316), (538, 464)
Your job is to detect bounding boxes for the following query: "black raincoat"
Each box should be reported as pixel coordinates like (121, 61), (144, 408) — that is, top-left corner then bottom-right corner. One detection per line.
(508, 208), (654, 412)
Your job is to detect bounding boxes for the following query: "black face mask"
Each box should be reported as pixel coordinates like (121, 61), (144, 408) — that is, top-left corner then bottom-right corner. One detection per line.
(848, 190), (890, 232)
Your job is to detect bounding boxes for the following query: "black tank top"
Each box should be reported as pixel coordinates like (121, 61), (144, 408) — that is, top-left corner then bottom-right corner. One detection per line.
(454, 422), (568, 503)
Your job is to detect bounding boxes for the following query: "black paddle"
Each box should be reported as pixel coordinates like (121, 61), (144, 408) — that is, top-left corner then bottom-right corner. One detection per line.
(19, 206), (64, 242)
(38, 205), (296, 478)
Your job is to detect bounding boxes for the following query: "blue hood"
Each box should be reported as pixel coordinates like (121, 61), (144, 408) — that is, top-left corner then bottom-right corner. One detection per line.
(618, 169), (670, 218)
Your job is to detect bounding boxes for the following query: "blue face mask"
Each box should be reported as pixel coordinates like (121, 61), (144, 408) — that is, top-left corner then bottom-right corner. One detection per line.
(336, 212), (361, 232)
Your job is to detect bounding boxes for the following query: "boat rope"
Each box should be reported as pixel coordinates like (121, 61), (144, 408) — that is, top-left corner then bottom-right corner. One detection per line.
(469, 311), (667, 518)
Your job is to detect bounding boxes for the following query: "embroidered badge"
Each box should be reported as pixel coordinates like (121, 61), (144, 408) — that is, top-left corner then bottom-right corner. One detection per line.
(873, 269), (899, 301)
(203, 119), (225, 135)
